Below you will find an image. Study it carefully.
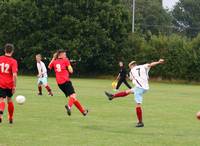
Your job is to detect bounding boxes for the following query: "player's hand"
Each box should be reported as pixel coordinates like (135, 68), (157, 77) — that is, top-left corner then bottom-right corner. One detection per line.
(12, 87), (16, 94)
(159, 59), (164, 64)
(53, 53), (57, 59)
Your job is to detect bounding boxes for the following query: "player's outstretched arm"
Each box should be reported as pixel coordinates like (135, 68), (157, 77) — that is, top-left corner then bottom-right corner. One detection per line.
(148, 59), (164, 68)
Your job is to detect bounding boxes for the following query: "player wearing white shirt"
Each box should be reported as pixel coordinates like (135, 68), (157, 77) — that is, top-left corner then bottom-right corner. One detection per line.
(105, 59), (164, 127)
(36, 54), (53, 96)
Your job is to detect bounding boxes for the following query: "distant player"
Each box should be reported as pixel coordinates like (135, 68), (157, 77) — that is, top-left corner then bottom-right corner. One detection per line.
(105, 59), (164, 127)
(48, 50), (88, 116)
(0, 44), (18, 124)
(115, 61), (132, 91)
(36, 54), (53, 96)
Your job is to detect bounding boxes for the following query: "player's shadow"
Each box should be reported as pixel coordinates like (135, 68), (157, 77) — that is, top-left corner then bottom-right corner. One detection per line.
(82, 124), (136, 135)
(82, 124), (166, 136)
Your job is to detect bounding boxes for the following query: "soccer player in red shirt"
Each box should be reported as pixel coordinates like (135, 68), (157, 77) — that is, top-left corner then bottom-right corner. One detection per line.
(48, 50), (88, 116)
(0, 44), (18, 124)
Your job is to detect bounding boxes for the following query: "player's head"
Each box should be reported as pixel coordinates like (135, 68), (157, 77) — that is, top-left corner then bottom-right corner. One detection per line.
(4, 43), (15, 56)
(129, 61), (136, 69)
(36, 54), (42, 62)
(57, 49), (66, 59)
(119, 61), (124, 67)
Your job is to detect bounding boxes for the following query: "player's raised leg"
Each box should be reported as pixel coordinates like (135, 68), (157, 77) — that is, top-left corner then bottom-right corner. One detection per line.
(105, 89), (132, 100)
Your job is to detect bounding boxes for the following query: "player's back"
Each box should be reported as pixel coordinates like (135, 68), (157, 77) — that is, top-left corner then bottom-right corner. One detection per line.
(0, 56), (18, 89)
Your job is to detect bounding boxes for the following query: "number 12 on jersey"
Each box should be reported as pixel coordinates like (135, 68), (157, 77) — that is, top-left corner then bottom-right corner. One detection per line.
(0, 63), (10, 73)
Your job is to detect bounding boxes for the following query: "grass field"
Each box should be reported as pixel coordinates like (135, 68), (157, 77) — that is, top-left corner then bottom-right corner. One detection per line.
(0, 76), (200, 146)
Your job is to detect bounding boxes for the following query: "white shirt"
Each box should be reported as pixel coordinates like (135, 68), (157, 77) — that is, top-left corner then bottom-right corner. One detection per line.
(37, 61), (47, 78)
(129, 64), (150, 90)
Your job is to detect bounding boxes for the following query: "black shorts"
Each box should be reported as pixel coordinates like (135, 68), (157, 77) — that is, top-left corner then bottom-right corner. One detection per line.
(58, 81), (75, 97)
(0, 88), (13, 98)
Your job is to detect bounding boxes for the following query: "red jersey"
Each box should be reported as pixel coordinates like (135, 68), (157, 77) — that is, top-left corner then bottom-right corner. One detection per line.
(0, 56), (18, 89)
(49, 58), (71, 84)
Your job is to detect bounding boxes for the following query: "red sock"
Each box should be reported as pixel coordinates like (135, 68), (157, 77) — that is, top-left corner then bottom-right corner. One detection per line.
(136, 107), (142, 123)
(68, 97), (75, 109)
(74, 100), (85, 113)
(8, 102), (14, 120)
(113, 91), (129, 98)
(38, 86), (42, 94)
(0, 101), (5, 114)
(45, 85), (51, 92)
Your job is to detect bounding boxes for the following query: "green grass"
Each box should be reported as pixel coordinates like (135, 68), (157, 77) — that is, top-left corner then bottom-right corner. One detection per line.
(1, 76), (200, 146)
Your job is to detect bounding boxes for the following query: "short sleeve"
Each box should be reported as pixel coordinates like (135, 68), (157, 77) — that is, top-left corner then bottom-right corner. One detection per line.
(49, 61), (54, 69)
(143, 64), (150, 69)
(12, 60), (18, 73)
(37, 63), (41, 71)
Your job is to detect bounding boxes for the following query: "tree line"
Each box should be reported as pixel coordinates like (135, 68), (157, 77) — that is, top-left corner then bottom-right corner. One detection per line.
(0, 0), (200, 81)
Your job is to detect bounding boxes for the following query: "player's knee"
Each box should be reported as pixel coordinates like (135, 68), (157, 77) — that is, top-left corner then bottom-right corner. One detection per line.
(126, 89), (132, 94)
(7, 97), (12, 103)
(136, 103), (141, 107)
(69, 94), (77, 100)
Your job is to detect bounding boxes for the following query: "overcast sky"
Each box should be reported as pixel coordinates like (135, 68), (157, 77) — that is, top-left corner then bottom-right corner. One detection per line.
(163, 0), (179, 10)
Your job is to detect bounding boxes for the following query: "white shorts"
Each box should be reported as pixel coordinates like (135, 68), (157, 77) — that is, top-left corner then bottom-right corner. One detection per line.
(131, 87), (147, 104)
(38, 77), (48, 86)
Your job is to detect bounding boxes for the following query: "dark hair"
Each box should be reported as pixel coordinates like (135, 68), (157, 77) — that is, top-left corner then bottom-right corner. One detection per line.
(36, 54), (42, 58)
(56, 49), (66, 58)
(4, 43), (15, 53)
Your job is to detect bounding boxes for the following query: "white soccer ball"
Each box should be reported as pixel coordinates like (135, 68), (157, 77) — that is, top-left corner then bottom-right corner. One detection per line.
(16, 95), (26, 105)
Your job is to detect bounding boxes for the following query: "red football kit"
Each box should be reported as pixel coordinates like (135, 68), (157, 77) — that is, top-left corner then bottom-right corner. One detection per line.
(49, 58), (71, 84)
(0, 56), (18, 89)
(49, 56), (88, 116)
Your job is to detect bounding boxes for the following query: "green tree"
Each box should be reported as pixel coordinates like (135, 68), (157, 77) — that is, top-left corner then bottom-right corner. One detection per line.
(173, 0), (200, 37)
(0, 0), (132, 74)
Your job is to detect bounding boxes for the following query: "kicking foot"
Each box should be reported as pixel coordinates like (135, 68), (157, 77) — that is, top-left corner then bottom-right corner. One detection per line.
(0, 118), (2, 123)
(65, 105), (71, 116)
(104, 91), (113, 100)
(83, 109), (89, 116)
(135, 122), (144, 128)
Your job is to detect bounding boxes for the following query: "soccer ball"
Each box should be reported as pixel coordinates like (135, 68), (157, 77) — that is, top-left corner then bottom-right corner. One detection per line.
(196, 111), (200, 120)
(16, 95), (26, 105)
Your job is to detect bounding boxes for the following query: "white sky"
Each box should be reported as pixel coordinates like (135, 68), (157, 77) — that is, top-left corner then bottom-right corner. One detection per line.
(163, 0), (179, 10)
